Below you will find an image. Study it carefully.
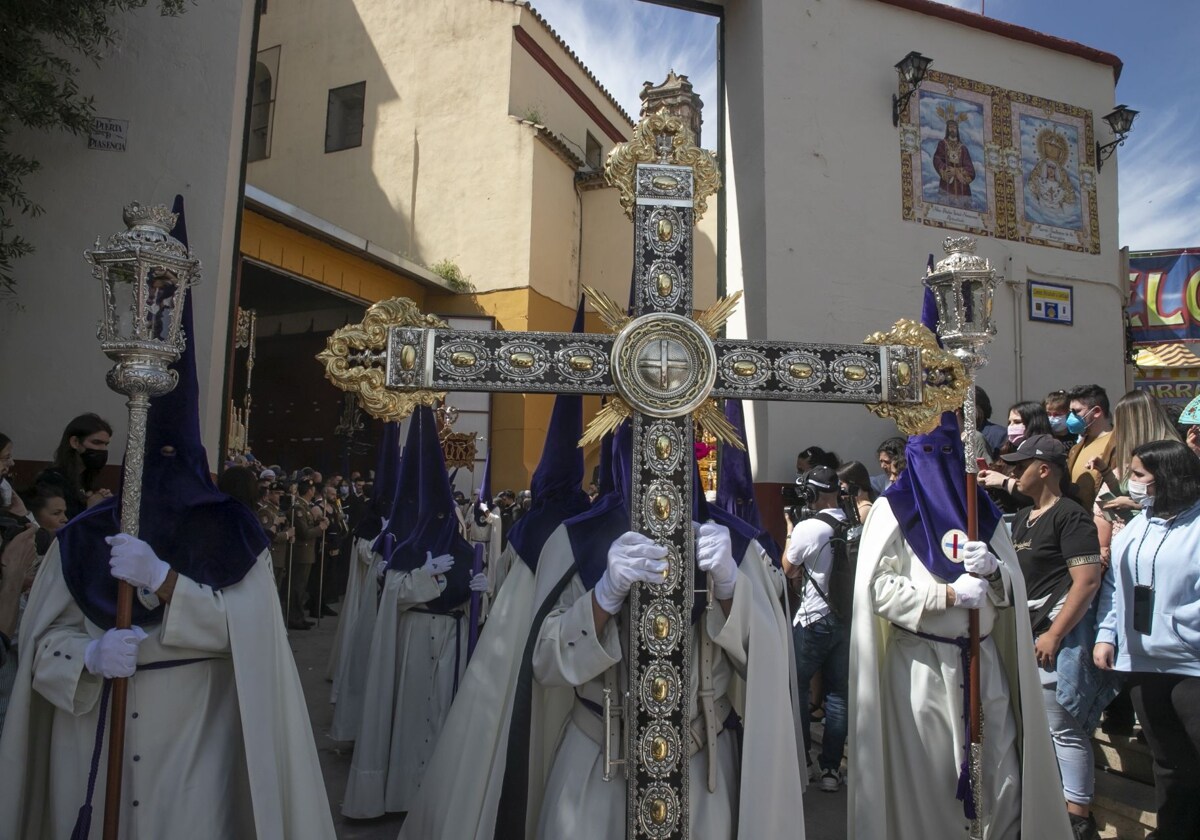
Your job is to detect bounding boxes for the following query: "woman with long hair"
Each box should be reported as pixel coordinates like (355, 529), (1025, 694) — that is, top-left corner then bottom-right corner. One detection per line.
(1095, 440), (1200, 839)
(836, 460), (876, 523)
(34, 413), (113, 520)
(1086, 390), (1182, 565)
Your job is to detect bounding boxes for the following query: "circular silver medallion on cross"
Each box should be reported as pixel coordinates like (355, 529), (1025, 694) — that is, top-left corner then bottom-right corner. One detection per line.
(611, 313), (717, 418)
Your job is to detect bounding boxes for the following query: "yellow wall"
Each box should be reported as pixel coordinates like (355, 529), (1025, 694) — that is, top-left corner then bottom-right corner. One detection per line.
(240, 210), (430, 303)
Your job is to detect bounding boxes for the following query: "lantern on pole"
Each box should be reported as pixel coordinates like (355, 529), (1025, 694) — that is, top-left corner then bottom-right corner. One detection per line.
(922, 235), (997, 839)
(86, 201), (200, 534)
(84, 201), (199, 840)
(923, 235), (997, 463)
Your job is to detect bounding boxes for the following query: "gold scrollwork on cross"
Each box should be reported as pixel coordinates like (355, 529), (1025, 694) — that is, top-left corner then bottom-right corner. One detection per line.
(605, 108), (721, 223)
(864, 319), (967, 434)
(317, 297), (449, 422)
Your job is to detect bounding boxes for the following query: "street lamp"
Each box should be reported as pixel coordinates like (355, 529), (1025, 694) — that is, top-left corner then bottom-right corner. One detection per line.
(1096, 104), (1139, 171)
(892, 51), (933, 126)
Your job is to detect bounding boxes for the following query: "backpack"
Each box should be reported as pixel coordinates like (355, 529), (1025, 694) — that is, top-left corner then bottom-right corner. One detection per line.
(811, 512), (859, 622)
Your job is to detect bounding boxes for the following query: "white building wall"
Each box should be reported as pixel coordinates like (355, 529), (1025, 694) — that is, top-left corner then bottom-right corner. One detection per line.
(0, 0), (257, 468)
(724, 0), (1125, 481)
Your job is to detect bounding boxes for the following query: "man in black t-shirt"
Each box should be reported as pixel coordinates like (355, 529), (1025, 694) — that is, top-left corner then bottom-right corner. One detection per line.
(1001, 434), (1109, 840)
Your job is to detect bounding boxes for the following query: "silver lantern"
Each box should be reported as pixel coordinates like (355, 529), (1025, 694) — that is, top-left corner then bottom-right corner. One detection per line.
(85, 201), (200, 535)
(923, 236), (997, 469)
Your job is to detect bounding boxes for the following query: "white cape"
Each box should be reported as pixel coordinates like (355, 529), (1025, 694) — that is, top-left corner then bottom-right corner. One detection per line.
(329, 539), (383, 743)
(0, 544), (335, 840)
(341, 566), (466, 818)
(848, 498), (1072, 840)
(327, 535), (375, 693)
(401, 524), (804, 840)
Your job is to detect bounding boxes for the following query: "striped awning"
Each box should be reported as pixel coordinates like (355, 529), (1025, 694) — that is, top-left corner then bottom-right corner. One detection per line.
(1134, 342), (1200, 369)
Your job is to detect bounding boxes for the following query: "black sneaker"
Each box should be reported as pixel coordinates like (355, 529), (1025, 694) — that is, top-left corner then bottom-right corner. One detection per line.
(1069, 813), (1098, 840)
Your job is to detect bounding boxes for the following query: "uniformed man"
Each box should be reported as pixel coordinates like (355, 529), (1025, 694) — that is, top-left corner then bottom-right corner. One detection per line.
(257, 481), (293, 586)
(288, 480), (326, 630)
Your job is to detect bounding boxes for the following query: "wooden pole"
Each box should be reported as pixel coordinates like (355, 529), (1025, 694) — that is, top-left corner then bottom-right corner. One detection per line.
(103, 393), (151, 840)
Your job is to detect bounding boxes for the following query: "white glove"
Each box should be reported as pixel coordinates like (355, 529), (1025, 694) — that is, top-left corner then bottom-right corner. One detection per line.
(83, 627), (149, 679)
(950, 574), (988, 609)
(697, 522), (738, 600)
(422, 550), (455, 576)
(106, 534), (171, 593)
(374, 558), (388, 582)
(469, 572), (489, 593)
(594, 532), (669, 615)
(962, 540), (999, 577)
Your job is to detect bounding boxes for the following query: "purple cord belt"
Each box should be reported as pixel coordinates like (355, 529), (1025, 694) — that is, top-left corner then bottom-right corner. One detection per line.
(72, 656), (215, 839)
(895, 625), (989, 821)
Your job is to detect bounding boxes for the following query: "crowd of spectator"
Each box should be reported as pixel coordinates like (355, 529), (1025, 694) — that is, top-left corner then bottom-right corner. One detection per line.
(791, 383), (1200, 839)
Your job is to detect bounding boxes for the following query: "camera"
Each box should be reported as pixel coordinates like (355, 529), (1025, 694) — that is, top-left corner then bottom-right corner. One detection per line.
(782, 466), (843, 526)
(781, 480), (818, 525)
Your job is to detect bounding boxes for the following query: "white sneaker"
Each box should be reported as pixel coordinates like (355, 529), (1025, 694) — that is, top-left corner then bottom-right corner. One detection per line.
(819, 768), (841, 792)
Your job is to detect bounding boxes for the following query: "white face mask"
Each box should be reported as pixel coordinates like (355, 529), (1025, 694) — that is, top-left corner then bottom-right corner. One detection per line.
(1127, 479), (1153, 506)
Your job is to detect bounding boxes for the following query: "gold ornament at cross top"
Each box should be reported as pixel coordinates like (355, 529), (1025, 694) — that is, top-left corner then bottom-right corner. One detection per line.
(605, 107), (721, 223)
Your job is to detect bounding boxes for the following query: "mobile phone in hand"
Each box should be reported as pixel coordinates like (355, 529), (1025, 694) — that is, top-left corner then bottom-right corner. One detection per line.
(976, 458), (989, 472)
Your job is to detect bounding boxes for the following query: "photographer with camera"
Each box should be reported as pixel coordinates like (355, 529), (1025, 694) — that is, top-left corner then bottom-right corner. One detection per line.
(783, 465), (852, 793)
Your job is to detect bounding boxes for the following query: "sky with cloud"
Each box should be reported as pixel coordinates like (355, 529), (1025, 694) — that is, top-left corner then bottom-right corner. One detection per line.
(531, 0), (1199, 251)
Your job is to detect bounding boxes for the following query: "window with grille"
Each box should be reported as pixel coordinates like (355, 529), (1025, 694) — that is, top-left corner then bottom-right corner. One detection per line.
(248, 46), (280, 162)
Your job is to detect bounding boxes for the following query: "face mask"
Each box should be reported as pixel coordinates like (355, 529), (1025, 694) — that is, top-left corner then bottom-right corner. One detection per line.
(1006, 423), (1026, 443)
(80, 448), (109, 472)
(1127, 479), (1153, 506)
(1065, 410), (1089, 436)
(1048, 414), (1068, 434)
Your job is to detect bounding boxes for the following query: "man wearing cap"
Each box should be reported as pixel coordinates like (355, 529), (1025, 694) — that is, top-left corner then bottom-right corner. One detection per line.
(850, 416), (1069, 840)
(257, 480), (293, 586)
(990, 434), (1117, 840)
(782, 465), (851, 792)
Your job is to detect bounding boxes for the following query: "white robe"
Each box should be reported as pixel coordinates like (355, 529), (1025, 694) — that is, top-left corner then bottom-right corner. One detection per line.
(327, 535), (375, 693)
(849, 498), (1072, 840)
(398, 554), (537, 840)
(0, 544), (336, 840)
(340, 566), (467, 818)
(402, 524), (805, 840)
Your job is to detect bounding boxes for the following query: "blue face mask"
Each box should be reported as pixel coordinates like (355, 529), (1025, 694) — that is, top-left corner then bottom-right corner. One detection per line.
(1048, 414), (1068, 434)
(1065, 410), (1089, 436)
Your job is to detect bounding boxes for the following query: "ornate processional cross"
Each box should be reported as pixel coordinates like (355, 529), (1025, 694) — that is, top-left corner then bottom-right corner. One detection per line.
(319, 109), (966, 840)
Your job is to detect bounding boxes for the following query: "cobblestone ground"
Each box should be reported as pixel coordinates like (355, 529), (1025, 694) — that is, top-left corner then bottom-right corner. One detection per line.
(292, 609), (848, 839)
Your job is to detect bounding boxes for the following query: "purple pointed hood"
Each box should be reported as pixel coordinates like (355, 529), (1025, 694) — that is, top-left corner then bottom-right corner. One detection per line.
(506, 299), (591, 569)
(356, 421), (402, 542)
(565, 424), (761, 620)
(383, 405), (473, 611)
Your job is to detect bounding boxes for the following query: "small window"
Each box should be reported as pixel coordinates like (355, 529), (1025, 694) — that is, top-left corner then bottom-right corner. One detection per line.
(325, 82), (366, 153)
(247, 51), (278, 162)
(585, 132), (603, 170)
